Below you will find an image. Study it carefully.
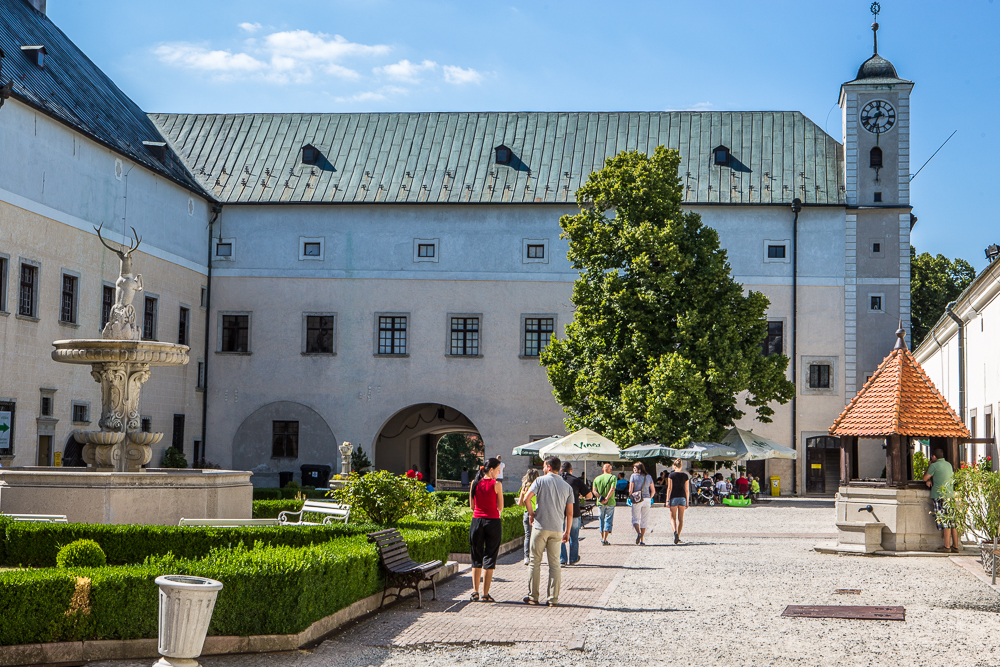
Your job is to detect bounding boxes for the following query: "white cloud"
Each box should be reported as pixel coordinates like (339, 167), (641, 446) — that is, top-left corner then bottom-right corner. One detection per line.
(335, 90), (386, 103)
(153, 44), (266, 73)
(374, 59), (437, 83)
(687, 101), (714, 110)
(264, 30), (389, 62)
(442, 65), (482, 85)
(238, 22), (262, 33)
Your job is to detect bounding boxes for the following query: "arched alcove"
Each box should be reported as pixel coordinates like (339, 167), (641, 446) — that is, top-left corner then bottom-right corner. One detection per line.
(232, 401), (336, 475)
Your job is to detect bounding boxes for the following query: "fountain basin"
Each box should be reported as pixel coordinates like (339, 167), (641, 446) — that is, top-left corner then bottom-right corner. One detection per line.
(51, 339), (189, 366)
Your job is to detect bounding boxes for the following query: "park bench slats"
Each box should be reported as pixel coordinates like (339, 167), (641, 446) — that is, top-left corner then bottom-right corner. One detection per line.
(0, 513), (68, 523)
(367, 528), (444, 609)
(278, 500), (350, 526)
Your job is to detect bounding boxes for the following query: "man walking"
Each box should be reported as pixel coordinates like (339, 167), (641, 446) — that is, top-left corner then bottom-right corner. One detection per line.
(592, 462), (617, 545)
(923, 449), (959, 553)
(522, 456), (574, 606)
(497, 455), (505, 481)
(559, 461), (592, 565)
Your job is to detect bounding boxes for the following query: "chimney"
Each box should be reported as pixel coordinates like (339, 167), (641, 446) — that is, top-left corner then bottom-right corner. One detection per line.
(25, 0), (46, 15)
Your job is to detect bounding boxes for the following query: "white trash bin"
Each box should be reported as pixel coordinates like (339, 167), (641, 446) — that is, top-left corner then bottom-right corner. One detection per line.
(154, 575), (223, 667)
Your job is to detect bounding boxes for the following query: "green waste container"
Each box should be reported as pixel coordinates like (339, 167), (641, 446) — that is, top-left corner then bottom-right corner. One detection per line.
(770, 476), (780, 497)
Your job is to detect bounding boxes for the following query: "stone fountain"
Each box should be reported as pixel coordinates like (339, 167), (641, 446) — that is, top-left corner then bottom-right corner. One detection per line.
(0, 226), (252, 524)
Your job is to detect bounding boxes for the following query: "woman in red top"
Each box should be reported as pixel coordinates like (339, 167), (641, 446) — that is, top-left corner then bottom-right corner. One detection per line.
(468, 457), (503, 602)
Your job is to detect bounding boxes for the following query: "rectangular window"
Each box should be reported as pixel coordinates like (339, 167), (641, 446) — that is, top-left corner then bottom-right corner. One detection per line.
(872, 242), (881, 253)
(197, 361), (205, 389)
(101, 285), (114, 330)
(272, 420), (299, 458)
(808, 364), (831, 389)
(18, 263), (37, 317)
(874, 192), (882, 202)
(221, 315), (249, 353)
(527, 244), (545, 259)
(0, 401), (15, 455)
(178, 307), (190, 346)
(524, 317), (554, 357)
(305, 315), (335, 354)
(870, 295), (883, 311)
(417, 244), (435, 258)
(761, 321), (783, 356)
(450, 317), (480, 356)
(172, 414), (185, 453)
(141, 416), (152, 433)
(72, 403), (89, 423)
(215, 242), (232, 257)
(303, 242), (321, 257)
(143, 296), (158, 340)
(767, 245), (786, 259)
(200, 287), (207, 309)
(40, 396), (52, 417)
(0, 256), (7, 311)
(378, 316), (407, 355)
(60, 274), (78, 323)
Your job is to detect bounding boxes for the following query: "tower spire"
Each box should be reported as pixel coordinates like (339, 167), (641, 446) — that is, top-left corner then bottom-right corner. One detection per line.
(871, 2), (880, 55)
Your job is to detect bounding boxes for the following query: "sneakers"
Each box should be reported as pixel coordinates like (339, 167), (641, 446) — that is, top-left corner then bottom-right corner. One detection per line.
(951, 546), (961, 553)
(674, 531), (680, 544)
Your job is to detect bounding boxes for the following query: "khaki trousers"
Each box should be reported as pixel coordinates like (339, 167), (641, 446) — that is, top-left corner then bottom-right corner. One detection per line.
(528, 528), (563, 604)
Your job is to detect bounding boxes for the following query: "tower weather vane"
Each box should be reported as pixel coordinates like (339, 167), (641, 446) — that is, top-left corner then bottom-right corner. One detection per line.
(871, 2), (880, 55)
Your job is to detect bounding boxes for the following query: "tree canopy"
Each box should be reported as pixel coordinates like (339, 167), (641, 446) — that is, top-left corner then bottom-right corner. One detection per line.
(910, 247), (976, 348)
(540, 146), (794, 448)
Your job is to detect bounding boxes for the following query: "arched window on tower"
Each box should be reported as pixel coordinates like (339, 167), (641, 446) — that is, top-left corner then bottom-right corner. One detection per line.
(870, 146), (883, 169)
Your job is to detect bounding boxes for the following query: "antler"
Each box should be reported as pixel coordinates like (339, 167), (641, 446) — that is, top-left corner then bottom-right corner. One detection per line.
(128, 227), (142, 253)
(94, 222), (122, 255)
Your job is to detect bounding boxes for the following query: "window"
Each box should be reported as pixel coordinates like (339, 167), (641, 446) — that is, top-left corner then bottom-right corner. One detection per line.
(869, 294), (884, 312)
(450, 317), (480, 356)
(101, 285), (114, 330)
(418, 244), (435, 258)
(971, 415), (977, 439)
(378, 316), (407, 355)
(767, 245), (786, 259)
(196, 361), (205, 389)
(40, 396), (52, 417)
(193, 439), (202, 463)
(18, 263), (37, 318)
(713, 145), (730, 166)
(763, 240), (791, 264)
(72, 403), (89, 423)
(272, 421), (299, 458)
(172, 414), (185, 453)
(220, 314), (249, 353)
(870, 146), (883, 168)
(213, 239), (235, 261)
(413, 239), (439, 263)
(303, 243), (321, 256)
(522, 238), (550, 264)
(495, 144), (512, 165)
(142, 296), (158, 340)
(200, 287), (208, 309)
(141, 417), (152, 433)
(808, 364), (831, 389)
(874, 192), (882, 203)
(215, 243), (232, 257)
(305, 315), (335, 354)
(299, 237), (325, 261)
(761, 321), (783, 356)
(178, 307), (190, 345)
(872, 242), (881, 253)
(527, 245), (545, 259)
(301, 144), (319, 165)
(524, 317), (554, 357)
(0, 256), (7, 312)
(0, 401), (15, 456)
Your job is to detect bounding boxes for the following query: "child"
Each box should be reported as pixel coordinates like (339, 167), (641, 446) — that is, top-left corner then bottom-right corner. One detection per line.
(750, 476), (761, 500)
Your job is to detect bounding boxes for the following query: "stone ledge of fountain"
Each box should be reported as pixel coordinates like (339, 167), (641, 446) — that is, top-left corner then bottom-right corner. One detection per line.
(51, 339), (190, 366)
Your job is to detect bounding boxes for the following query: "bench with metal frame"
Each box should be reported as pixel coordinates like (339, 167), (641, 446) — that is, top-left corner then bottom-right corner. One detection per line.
(278, 500), (350, 525)
(367, 528), (444, 609)
(0, 513), (68, 523)
(178, 518), (280, 527)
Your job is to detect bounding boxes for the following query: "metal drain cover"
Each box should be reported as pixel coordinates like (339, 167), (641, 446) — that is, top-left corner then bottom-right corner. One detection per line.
(782, 605), (904, 621)
(834, 589), (862, 594)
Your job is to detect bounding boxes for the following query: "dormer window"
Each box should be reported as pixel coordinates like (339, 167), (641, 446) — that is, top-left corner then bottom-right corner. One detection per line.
(495, 144), (512, 166)
(301, 144), (319, 165)
(870, 146), (883, 168)
(142, 141), (167, 161)
(713, 145), (730, 166)
(21, 45), (46, 68)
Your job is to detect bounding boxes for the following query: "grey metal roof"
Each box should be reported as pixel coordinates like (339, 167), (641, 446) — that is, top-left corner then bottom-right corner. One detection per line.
(844, 53), (912, 86)
(0, 0), (204, 194)
(149, 111), (845, 206)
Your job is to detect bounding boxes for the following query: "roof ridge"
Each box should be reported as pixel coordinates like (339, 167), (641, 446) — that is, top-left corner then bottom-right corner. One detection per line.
(902, 349), (969, 434)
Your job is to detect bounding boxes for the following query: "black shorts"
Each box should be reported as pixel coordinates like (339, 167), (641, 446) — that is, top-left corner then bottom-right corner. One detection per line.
(469, 517), (503, 569)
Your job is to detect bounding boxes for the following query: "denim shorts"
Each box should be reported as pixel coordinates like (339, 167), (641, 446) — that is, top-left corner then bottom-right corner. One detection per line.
(669, 497), (688, 507)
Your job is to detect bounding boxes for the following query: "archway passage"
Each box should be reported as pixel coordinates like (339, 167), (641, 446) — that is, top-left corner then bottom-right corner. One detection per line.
(374, 404), (481, 485)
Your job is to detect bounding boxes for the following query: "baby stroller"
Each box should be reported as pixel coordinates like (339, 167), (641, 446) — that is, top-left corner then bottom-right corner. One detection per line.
(694, 480), (716, 506)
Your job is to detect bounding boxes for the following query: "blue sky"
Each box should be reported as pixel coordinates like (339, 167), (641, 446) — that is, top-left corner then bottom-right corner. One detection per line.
(49, 0), (1000, 271)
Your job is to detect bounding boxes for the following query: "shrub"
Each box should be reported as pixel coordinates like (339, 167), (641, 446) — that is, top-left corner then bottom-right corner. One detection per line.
(192, 458), (222, 469)
(952, 457), (1000, 542)
(351, 445), (372, 473)
(416, 495), (470, 523)
(330, 470), (432, 525)
(913, 451), (930, 479)
(56, 539), (106, 568)
(252, 499), (304, 519)
(161, 447), (188, 469)
(432, 490), (519, 506)
(402, 505), (525, 553)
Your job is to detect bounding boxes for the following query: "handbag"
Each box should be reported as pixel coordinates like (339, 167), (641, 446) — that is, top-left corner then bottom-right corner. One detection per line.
(629, 474), (645, 504)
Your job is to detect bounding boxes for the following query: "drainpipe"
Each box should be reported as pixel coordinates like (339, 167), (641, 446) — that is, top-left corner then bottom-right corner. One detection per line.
(201, 205), (222, 460)
(791, 198), (802, 495)
(945, 301), (965, 433)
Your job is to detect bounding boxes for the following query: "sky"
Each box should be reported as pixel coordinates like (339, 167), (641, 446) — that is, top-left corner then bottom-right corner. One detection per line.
(47, 0), (1000, 272)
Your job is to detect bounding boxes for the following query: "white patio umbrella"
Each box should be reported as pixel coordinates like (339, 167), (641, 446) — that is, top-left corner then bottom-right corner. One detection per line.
(512, 435), (563, 457)
(621, 441), (739, 461)
(538, 428), (625, 462)
(721, 427), (798, 460)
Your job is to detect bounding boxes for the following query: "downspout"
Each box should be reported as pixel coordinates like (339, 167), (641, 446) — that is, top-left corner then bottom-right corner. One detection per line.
(945, 301), (965, 436)
(201, 205), (222, 459)
(791, 198), (802, 495)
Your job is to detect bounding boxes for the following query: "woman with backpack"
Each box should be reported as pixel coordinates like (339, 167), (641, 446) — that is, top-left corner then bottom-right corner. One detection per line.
(468, 457), (504, 602)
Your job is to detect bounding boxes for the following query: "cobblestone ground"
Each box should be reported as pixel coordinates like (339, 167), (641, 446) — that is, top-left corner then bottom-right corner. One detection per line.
(94, 502), (1000, 667)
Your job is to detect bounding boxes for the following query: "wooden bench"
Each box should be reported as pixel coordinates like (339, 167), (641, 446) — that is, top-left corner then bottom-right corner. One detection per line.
(367, 528), (444, 609)
(179, 518), (280, 527)
(278, 500), (350, 526)
(0, 513), (68, 523)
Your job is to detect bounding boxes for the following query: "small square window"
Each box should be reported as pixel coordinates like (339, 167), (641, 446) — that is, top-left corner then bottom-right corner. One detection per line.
(522, 239), (550, 264)
(214, 239), (235, 261)
(299, 237), (325, 261)
(527, 244), (545, 259)
(216, 243), (232, 257)
(72, 403), (89, 423)
(413, 239), (439, 263)
(870, 295), (883, 312)
(303, 243), (321, 256)
(808, 364), (831, 389)
(767, 245), (786, 259)
(418, 244), (435, 258)
(872, 242), (881, 253)
(141, 416), (152, 433)
(874, 192), (882, 202)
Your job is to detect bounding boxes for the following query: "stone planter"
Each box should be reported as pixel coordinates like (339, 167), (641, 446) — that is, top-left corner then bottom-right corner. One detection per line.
(979, 541), (998, 575)
(155, 575), (223, 666)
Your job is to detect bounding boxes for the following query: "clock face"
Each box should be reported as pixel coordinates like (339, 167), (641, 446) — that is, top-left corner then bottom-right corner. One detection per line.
(860, 100), (896, 134)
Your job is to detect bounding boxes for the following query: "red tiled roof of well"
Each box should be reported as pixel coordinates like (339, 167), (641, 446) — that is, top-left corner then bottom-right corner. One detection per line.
(829, 345), (969, 439)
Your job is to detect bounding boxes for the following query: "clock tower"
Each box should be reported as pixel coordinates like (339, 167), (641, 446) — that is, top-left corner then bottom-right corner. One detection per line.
(839, 3), (914, 399)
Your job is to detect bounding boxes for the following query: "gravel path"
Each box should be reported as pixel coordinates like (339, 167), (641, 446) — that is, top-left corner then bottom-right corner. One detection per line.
(92, 502), (1000, 667)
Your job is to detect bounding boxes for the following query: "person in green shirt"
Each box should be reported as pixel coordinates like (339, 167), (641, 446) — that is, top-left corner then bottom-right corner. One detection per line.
(922, 449), (958, 553)
(750, 476), (761, 500)
(592, 463), (618, 546)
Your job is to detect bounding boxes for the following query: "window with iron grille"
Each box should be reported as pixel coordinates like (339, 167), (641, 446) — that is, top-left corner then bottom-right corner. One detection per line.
(761, 321), (783, 357)
(272, 421), (299, 458)
(450, 317), (480, 355)
(306, 315), (335, 354)
(808, 364), (831, 389)
(60, 274), (78, 323)
(378, 316), (407, 355)
(141, 416), (152, 433)
(524, 318), (554, 357)
(221, 315), (249, 352)
(178, 307), (190, 345)
(0, 257), (7, 312)
(72, 403), (89, 423)
(40, 396), (52, 417)
(101, 285), (114, 330)
(142, 296), (158, 340)
(18, 263), (37, 317)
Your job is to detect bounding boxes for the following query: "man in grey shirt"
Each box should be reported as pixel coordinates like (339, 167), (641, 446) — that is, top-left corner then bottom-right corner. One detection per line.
(522, 456), (574, 606)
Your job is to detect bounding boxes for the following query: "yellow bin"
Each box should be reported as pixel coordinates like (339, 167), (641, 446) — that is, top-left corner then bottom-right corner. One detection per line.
(770, 476), (780, 497)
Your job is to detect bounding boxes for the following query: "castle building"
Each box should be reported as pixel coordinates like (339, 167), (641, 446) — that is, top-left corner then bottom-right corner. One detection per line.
(0, 0), (914, 494)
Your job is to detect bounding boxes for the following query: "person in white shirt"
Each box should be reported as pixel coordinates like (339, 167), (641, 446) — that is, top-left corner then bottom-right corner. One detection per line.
(715, 477), (729, 500)
(497, 455), (505, 480)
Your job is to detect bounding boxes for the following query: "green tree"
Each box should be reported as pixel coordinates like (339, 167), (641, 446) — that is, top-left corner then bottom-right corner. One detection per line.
(910, 247), (975, 348)
(435, 433), (483, 481)
(541, 146), (794, 448)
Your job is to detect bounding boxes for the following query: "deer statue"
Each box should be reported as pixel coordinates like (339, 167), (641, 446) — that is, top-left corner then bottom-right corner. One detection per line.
(95, 223), (144, 340)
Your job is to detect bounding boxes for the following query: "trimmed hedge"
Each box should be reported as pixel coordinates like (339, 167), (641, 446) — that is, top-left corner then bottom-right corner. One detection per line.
(401, 505), (525, 553)
(0, 527), (448, 646)
(0, 521), (378, 568)
(252, 488), (330, 500)
(252, 499), (305, 519)
(432, 490), (519, 506)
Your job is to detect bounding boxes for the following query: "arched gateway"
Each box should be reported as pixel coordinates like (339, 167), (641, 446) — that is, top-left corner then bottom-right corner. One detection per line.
(374, 404), (480, 483)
